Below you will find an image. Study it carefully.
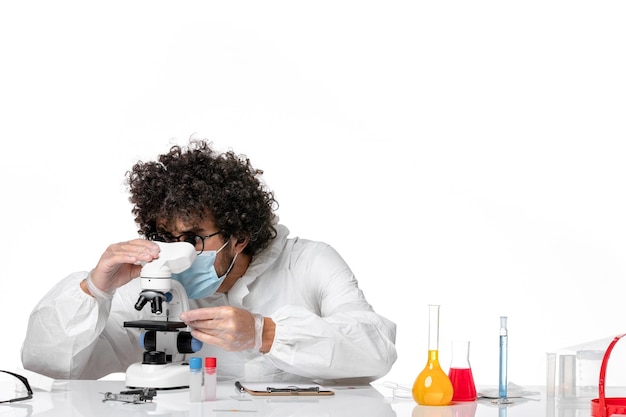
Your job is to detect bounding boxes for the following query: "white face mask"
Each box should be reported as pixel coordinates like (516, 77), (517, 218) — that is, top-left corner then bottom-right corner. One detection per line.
(171, 241), (237, 299)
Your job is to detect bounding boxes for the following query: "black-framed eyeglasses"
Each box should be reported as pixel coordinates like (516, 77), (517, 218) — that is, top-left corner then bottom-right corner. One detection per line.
(147, 230), (221, 254)
(0, 370), (33, 403)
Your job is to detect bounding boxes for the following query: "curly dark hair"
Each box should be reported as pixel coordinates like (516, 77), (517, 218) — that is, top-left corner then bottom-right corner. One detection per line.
(126, 139), (278, 256)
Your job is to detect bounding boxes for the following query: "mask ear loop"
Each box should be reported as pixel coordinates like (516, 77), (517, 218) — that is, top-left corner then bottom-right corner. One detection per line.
(215, 239), (230, 254)
(221, 252), (238, 279)
(216, 236), (237, 279)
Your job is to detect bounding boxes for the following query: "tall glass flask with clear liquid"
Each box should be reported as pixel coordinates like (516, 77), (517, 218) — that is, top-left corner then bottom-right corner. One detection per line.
(412, 304), (454, 405)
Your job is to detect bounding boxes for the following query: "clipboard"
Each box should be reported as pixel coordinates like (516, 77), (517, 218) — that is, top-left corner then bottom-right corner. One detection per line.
(235, 381), (335, 396)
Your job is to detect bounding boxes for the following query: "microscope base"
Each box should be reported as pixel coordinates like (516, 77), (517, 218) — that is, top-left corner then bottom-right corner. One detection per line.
(125, 361), (190, 389)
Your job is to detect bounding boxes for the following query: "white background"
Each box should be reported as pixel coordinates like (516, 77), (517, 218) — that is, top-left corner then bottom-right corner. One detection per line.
(1, 1), (626, 388)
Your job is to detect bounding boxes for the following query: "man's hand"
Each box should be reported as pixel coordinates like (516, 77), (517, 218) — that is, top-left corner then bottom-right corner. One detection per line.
(181, 306), (275, 352)
(82, 239), (160, 295)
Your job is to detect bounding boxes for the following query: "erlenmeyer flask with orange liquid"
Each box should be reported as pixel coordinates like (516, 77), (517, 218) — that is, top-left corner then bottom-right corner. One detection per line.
(412, 304), (454, 406)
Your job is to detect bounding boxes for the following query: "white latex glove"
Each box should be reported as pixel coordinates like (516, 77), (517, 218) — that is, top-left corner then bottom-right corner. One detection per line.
(86, 239), (160, 296)
(180, 306), (264, 352)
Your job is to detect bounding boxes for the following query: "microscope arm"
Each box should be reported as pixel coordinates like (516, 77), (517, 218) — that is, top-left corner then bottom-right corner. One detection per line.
(134, 242), (196, 315)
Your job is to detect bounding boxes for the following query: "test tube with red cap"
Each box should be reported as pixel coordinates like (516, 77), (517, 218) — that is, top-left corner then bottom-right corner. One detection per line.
(204, 357), (217, 401)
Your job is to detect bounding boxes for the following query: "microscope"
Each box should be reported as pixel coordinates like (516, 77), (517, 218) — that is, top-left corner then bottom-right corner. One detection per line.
(124, 241), (202, 389)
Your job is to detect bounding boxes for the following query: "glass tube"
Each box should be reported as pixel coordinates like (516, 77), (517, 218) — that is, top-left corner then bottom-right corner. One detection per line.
(499, 316), (508, 400)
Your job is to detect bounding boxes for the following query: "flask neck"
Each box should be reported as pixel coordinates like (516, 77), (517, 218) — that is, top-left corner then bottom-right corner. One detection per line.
(450, 340), (472, 369)
(427, 305), (440, 351)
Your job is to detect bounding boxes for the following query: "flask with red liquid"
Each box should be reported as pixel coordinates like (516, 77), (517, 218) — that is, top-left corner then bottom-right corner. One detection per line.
(447, 340), (477, 401)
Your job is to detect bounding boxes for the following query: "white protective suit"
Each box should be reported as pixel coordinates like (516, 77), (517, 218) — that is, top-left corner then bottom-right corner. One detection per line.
(21, 225), (397, 383)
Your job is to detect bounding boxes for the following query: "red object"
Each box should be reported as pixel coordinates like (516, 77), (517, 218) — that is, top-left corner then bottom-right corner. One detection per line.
(205, 357), (216, 368)
(591, 333), (626, 417)
(448, 367), (477, 401)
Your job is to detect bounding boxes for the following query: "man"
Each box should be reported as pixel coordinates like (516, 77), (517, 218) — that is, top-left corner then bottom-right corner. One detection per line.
(21, 139), (397, 383)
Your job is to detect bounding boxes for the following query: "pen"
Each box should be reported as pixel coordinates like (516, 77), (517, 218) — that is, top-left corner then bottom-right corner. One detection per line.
(235, 381), (245, 393)
(267, 386), (320, 393)
(213, 410), (257, 413)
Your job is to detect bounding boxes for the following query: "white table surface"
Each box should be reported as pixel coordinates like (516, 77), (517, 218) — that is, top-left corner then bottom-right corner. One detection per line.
(0, 380), (601, 417)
